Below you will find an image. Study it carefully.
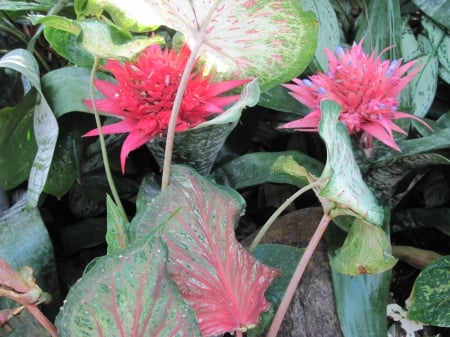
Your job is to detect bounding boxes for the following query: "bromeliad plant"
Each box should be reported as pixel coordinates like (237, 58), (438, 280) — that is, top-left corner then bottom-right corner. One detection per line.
(1, 1), (450, 337)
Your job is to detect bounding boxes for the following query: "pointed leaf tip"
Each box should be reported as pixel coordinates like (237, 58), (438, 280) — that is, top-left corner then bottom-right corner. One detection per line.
(131, 165), (279, 336)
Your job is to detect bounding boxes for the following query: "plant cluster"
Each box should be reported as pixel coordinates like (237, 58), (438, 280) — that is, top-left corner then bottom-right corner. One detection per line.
(0, 1), (449, 337)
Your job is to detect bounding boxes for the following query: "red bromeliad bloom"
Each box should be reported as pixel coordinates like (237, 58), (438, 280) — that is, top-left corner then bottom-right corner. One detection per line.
(281, 40), (431, 154)
(85, 44), (248, 172)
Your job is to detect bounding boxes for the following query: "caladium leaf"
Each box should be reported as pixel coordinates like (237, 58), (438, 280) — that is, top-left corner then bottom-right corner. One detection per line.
(318, 100), (384, 227)
(142, 0), (317, 91)
(130, 165), (279, 337)
(55, 234), (201, 337)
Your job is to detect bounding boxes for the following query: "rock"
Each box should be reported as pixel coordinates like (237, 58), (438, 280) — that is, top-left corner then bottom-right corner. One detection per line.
(243, 207), (344, 337)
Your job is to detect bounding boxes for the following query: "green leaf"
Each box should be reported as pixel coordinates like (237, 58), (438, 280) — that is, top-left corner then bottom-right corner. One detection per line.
(405, 54), (439, 119)
(106, 195), (130, 254)
(38, 15), (82, 35)
(330, 218), (397, 275)
(399, 16), (421, 62)
(411, 0), (450, 30)
(366, 153), (450, 204)
(27, 93), (59, 207)
(0, 91), (37, 190)
(77, 19), (162, 59)
(0, 49), (58, 207)
(437, 34), (450, 72)
(302, 0), (340, 72)
(76, 0), (160, 32)
(41, 66), (108, 117)
(355, 0), (402, 59)
(257, 84), (307, 113)
(147, 80), (259, 175)
(318, 100), (384, 226)
(327, 221), (392, 336)
(249, 244), (304, 337)
(0, 197), (61, 317)
(43, 26), (95, 67)
(55, 234), (201, 337)
(408, 255), (450, 327)
(331, 268), (392, 337)
(392, 208), (450, 237)
(0, 1), (53, 11)
(130, 165), (279, 336)
(213, 151), (323, 190)
(143, 0), (318, 91)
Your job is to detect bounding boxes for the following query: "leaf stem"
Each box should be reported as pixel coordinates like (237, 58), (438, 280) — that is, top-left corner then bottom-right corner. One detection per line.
(89, 57), (127, 220)
(249, 181), (322, 252)
(26, 304), (57, 337)
(160, 40), (204, 191)
(266, 212), (332, 337)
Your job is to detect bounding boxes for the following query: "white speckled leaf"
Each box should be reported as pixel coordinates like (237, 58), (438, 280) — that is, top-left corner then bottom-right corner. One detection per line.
(318, 100), (384, 226)
(143, 0), (317, 91)
(130, 165), (279, 337)
(408, 255), (450, 327)
(55, 234), (201, 337)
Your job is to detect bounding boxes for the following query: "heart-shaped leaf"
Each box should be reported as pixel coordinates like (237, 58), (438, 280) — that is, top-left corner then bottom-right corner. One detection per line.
(318, 100), (384, 227)
(142, 0), (317, 91)
(55, 234), (201, 337)
(130, 165), (279, 337)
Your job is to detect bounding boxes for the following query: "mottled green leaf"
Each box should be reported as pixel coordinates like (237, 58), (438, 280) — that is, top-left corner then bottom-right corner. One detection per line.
(399, 16), (421, 62)
(366, 153), (450, 205)
(213, 151), (323, 190)
(330, 218), (397, 275)
(302, 0), (340, 72)
(106, 195), (130, 254)
(408, 255), (450, 327)
(411, 0), (450, 30)
(392, 208), (450, 237)
(142, 0), (317, 91)
(355, 0), (401, 59)
(130, 165), (279, 336)
(55, 234), (201, 337)
(318, 100), (384, 226)
(77, 20), (162, 59)
(437, 34), (450, 72)
(43, 26), (95, 67)
(147, 80), (259, 175)
(75, 0), (159, 32)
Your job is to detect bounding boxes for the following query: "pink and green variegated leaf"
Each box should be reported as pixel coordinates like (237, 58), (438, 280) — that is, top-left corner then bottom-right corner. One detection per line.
(55, 235), (201, 337)
(143, 0), (317, 91)
(130, 165), (280, 337)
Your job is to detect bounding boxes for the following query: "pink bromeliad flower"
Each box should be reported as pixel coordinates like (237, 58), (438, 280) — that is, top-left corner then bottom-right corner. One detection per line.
(85, 44), (248, 172)
(281, 40), (430, 154)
